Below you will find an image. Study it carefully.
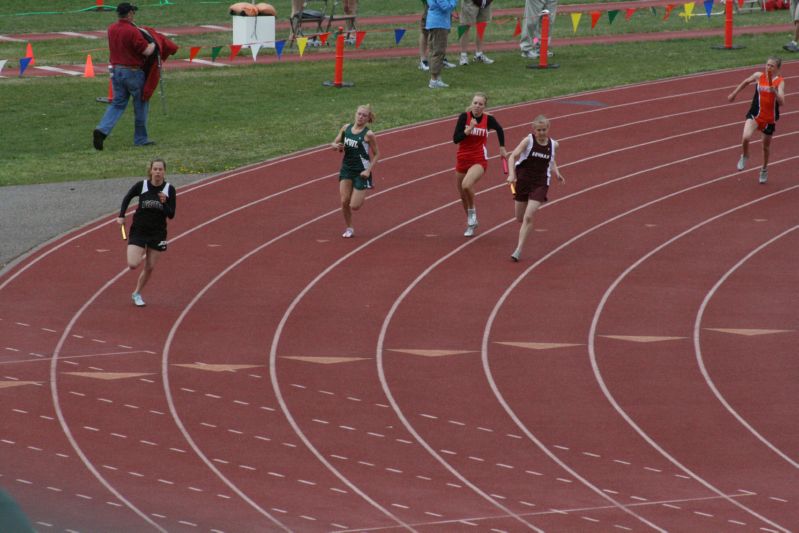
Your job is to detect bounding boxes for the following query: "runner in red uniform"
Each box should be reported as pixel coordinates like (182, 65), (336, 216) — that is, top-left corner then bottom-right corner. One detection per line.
(452, 92), (507, 237)
(506, 115), (565, 262)
(728, 57), (786, 184)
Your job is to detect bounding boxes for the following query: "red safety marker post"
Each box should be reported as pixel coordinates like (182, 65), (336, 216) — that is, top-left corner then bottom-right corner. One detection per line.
(527, 10), (559, 69)
(712, 0), (743, 50)
(323, 27), (354, 88)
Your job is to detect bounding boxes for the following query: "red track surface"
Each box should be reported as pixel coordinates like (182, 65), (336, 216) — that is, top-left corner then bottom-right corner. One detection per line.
(1, 65), (798, 532)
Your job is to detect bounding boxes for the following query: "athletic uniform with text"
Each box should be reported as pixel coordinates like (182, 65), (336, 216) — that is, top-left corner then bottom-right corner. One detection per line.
(339, 124), (374, 190)
(119, 179), (176, 251)
(453, 111), (505, 173)
(514, 133), (554, 203)
(746, 73), (783, 135)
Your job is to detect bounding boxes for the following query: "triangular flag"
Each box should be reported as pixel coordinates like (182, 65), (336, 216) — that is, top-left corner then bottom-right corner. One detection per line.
(25, 42), (34, 66)
(250, 43), (261, 61)
(318, 32), (330, 45)
(0, 59), (6, 76)
(590, 11), (601, 29)
(476, 21), (487, 40)
(663, 4), (675, 20)
(457, 24), (468, 39)
(681, 2), (695, 19)
(355, 30), (366, 48)
(189, 46), (201, 61)
(83, 54), (95, 77)
(737, 0), (744, 6)
(703, 0), (714, 16)
(625, 7), (636, 20)
(19, 56), (31, 76)
(570, 12), (581, 32)
(274, 39), (285, 59)
(229, 44), (242, 60)
(210, 45), (222, 61)
(297, 36), (308, 56)
(394, 28), (406, 45)
(513, 18), (521, 37)
(607, 10), (619, 24)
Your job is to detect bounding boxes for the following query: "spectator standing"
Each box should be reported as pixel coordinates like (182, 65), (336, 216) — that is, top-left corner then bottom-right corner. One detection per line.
(458, 0), (494, 65)
(783, 0), (799, 52)
(420, 1), (457, 70)
(519, 0), (558, 59)
(93, 2), (156, 150)
(427, 0), (458, 88)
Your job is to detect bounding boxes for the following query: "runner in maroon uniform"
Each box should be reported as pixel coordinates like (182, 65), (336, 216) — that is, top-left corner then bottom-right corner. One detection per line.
(453, 92), (507, 237)
(506, 115), (565, 262)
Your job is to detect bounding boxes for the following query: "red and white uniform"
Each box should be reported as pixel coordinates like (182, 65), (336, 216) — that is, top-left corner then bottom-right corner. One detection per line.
(456, 113), (490, 172)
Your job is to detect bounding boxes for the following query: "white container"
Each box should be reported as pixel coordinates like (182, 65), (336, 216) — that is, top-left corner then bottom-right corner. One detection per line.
(232, 16), (275, 47)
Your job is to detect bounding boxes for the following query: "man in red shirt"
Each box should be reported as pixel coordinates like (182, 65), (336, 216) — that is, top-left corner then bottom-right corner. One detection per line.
(93, 2), (155, 150)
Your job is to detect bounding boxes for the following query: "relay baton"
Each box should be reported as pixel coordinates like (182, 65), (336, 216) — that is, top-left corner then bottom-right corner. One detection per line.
(502, 158), (509, 174)
(120, 224), (127, 240)
(510, 182), (516, 196)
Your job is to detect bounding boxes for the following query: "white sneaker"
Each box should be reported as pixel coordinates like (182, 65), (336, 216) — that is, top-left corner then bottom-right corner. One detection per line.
(131, 292), (146, 307)
(521, 50), (537, 58)
(511, 250), (521, 262)
(428, 78), (449, 89)
(443, 58), (456, 68)
(459, 52), (469, 66)
(758, 168), (768, 184)
(464, 225), (475, 237)
(467, 212), (478, 228)
(474, 52), (494, 64)
(418, 59), (429, 71)
(342, 227), (354, 238)
(736, 155), (748, 171)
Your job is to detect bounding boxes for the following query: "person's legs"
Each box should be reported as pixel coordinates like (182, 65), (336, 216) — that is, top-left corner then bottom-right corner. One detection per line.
(96, 67), (133, 136)
(737, 118), (758, 169)
(134, 248), (160, 295)
(339, 179), (354, 230)
(761, 132), (772, 169)
(128, 70), (150, 145)
(428, 28), (448, 84)
(513, 199), (543, 260)
(460, 164), (485, 211)
(520, 0), (540, 53)
(419, 8), (430, 68)
(126, 243), (146, 269)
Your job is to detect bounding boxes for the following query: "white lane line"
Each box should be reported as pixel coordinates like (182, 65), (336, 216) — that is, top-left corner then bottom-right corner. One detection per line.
(588, 185), (799, 533)
(694, 225), (799, 469)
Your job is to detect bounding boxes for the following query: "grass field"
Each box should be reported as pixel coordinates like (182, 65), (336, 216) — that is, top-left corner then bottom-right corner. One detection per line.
(0, 0), (794, 185)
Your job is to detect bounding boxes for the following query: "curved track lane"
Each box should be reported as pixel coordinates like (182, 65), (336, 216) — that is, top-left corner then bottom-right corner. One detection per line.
(1, 63), (797, 532)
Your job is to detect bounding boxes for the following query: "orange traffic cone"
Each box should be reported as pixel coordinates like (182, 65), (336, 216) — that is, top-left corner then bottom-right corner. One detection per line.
(25, 42), (35, 66)
(83, 54), (95, 77)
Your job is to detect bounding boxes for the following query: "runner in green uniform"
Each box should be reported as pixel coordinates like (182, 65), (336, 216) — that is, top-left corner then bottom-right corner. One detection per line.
(331, 104), (381, 238)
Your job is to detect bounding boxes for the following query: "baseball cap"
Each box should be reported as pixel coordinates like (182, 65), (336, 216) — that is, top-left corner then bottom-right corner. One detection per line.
(116, 2), (138, 15)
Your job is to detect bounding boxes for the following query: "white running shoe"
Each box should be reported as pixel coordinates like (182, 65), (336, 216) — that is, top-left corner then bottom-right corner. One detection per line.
(736, 155), (748, 171)
(511, 250), (521, 262)
(443, 58), (457, 68)
(132, 292), (146, 307)
(418, 59), (430, 71)
(342, 227), (354, 238)
(759, 168), (768, 184)
(474, 52), (494, 64)
(466, 212), (478, 228)
(459, 52), (469, 66)
(464, 225), (475, 237)
(428, 79), (449, 89)
(521, 50), (537, 58)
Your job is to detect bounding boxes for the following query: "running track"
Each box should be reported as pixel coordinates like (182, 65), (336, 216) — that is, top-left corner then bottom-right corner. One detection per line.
(1, 63), (798, 532)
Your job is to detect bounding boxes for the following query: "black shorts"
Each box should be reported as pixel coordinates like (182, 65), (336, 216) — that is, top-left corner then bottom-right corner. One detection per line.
(129, 226), (168, 251)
